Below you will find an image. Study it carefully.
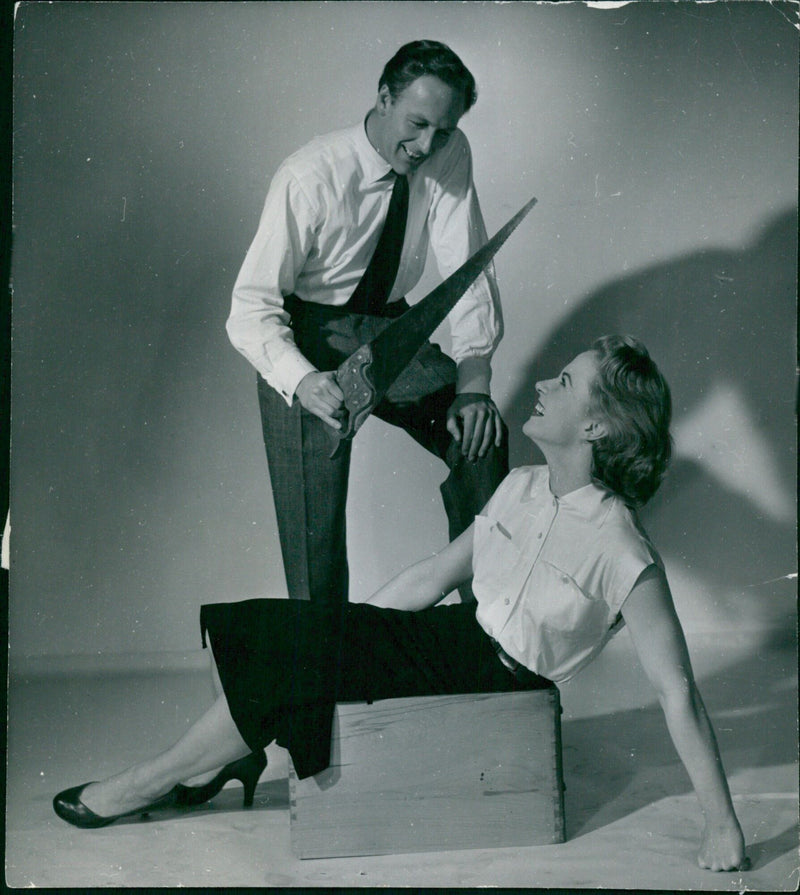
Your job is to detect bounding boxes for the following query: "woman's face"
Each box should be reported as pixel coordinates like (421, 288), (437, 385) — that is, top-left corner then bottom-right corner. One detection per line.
(522, 350), (601, 449)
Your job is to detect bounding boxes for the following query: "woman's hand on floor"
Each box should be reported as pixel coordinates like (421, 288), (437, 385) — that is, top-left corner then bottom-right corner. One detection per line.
(697, 817), (748, 872)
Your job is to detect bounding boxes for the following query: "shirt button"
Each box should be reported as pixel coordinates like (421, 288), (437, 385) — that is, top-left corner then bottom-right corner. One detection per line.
(504, 597), (510, 605)
(537, 532), (542, 539)
(561, 575), (569, 584)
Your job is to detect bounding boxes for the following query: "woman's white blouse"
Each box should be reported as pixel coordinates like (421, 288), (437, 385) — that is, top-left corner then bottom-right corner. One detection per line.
(473, 466), (662, 682)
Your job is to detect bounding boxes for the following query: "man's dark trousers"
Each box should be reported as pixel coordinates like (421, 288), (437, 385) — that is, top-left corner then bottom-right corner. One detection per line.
(257, 299), (508, 605)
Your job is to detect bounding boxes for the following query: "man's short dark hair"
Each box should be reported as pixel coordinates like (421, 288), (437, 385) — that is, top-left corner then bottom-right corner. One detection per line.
(379, 40), (477, 112)
(588, 334), (673, 507)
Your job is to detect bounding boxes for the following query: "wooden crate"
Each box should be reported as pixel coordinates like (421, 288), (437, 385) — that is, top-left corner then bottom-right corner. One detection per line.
(289, 688), (565, 858)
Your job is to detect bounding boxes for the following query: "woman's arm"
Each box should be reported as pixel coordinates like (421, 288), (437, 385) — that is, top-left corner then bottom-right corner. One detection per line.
(621, 565), (747, 872)
(364, 523), (475, 611)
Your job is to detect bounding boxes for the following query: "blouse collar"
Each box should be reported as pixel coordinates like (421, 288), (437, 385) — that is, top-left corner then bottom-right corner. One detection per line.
(524, 466), (615, 524)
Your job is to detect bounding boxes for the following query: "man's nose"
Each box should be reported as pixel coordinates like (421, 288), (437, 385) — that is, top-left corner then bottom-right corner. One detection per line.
(417, 128), (435, 155)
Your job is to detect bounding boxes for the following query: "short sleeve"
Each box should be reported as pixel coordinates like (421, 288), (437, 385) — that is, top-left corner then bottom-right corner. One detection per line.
(603, 525), (663, 618)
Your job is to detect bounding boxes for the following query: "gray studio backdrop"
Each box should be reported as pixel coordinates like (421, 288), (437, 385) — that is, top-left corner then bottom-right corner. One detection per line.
(10, 1), (797, 670)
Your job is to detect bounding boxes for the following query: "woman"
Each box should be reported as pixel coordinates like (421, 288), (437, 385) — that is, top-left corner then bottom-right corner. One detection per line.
(53, 335), (747, 872)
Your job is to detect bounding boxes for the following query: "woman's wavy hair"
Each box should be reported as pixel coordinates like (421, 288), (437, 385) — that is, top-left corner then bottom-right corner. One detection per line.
(588, 335), (673, 507)
(378, 40), (478, 112)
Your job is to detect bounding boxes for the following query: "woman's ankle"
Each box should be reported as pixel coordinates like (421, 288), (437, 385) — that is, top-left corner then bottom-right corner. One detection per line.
(182, 767), (221, 788)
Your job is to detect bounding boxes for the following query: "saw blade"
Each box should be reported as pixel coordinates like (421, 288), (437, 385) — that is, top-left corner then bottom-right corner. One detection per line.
(333, 195), (537, 446)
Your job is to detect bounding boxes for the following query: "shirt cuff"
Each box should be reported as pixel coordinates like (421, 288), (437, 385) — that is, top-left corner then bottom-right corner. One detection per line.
(455, 356), (492, 396)
(271, 352), (319, 406)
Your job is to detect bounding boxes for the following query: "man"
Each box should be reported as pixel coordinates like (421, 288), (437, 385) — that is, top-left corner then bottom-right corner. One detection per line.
(227, 40), (508, 605)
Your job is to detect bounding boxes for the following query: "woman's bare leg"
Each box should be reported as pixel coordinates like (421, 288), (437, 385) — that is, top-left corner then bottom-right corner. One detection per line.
(79, 692), (251, 818)
(179, 645), (241, 788)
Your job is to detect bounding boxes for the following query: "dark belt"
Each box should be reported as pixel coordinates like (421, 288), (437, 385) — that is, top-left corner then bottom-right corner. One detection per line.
(490, 637), (544, 685)
(283, 293), (410, 323)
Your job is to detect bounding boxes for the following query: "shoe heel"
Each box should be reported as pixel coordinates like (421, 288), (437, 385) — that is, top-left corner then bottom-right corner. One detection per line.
(241, 778), (257, 808)
(232, 749), (267, 808)
(174, 749), (267, 809)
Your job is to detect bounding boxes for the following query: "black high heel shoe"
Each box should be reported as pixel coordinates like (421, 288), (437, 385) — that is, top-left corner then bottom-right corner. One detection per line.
(174, 750), (267, 808)
(53, 783), (180, 829)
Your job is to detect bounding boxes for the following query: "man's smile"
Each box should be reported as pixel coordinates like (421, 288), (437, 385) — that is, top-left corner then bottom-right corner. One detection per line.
(401, 144), (426, 164)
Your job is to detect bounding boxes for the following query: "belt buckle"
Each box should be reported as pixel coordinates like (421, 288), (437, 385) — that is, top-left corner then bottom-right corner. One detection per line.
(491, 638), (520, 675)
(499, 650), (518, 674)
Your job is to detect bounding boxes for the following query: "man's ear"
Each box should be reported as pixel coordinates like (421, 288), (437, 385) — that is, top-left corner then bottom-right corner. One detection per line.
(584, 419), (607, 442)
(376, 84), (393, 115)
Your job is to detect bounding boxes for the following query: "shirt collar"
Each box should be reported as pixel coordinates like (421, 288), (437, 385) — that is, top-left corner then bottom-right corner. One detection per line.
(524, 466), (614, 524)
(351, 116), (394, 185)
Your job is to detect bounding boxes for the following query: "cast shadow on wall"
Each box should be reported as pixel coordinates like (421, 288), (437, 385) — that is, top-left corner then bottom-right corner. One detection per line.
(504, 208), (797, 628)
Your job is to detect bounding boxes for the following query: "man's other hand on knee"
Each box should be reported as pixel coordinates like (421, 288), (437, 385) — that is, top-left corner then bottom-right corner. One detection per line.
(446, 393), (504, 461)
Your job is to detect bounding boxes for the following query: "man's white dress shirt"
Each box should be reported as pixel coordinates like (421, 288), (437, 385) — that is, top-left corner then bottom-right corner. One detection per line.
(227, 120), (502, 403)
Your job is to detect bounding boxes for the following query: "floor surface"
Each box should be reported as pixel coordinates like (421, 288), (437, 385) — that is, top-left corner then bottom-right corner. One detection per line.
(5, 627), (798, 889)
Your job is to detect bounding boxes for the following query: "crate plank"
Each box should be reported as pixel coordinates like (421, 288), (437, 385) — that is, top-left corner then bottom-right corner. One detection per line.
(289, 689), (565, 858)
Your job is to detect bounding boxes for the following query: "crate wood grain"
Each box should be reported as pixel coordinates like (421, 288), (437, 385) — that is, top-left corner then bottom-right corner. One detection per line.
(289, 689), (565, 858)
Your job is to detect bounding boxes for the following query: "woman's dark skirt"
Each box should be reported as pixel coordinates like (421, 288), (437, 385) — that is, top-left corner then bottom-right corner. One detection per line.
(200, 599), (550, 779)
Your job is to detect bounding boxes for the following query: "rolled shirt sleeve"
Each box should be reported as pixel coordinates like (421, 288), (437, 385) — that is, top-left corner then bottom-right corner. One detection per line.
(426, 132), (503, 396)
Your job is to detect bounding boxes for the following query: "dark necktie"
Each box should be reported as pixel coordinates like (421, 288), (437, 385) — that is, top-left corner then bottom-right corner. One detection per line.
(347, 173), (409, 315)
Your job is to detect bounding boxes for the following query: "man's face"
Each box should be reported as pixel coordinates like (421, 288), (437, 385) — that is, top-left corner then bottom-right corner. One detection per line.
(371, 75), (465, 175)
